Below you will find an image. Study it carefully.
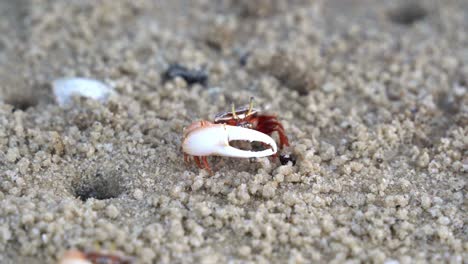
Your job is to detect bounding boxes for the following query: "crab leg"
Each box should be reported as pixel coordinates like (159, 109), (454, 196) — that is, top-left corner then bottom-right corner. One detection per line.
(201, 157), (211, 173)
(255, 116), (289, 147)
(194, 156), (203, 168)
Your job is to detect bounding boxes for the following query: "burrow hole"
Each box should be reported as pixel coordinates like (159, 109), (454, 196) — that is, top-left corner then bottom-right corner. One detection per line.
(0, 73), (44, 111)
(388, 2), (428, 25)
(4, 95), (38, 111)
(73, 172), (126, 201)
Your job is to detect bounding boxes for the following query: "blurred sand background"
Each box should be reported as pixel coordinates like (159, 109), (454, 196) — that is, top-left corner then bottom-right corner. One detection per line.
(0, 0), (466, 263)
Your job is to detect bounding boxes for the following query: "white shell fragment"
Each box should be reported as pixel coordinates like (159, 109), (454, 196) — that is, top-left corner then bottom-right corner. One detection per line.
(52, 77), (115, 106)
(183, 124), (277, 158)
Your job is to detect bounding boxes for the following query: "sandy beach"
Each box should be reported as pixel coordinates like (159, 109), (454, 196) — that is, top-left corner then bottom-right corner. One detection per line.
(0, 0), (466, 263)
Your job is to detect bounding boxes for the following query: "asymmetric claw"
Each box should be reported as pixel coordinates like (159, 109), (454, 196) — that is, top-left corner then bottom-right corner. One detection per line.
(182, 120), (277, 172)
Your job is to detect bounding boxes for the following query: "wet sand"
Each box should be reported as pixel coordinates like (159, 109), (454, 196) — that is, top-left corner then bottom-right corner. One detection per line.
(0, 0), (466, 263)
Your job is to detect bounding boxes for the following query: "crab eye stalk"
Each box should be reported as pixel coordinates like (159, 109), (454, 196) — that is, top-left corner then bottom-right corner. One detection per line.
(231, 102), (239, 120)
(246, 97), (254, 116)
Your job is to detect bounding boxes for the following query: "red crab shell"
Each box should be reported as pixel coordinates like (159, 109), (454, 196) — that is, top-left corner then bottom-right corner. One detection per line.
(213, 100), (289, 148)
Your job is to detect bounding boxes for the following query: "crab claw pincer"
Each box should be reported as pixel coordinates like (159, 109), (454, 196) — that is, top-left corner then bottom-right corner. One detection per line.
(183, 122), (277, 158)
(182, 120), (278, 172)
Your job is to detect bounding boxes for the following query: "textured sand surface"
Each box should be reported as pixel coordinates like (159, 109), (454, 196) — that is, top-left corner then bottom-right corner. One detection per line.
(0, 0), (467, 263)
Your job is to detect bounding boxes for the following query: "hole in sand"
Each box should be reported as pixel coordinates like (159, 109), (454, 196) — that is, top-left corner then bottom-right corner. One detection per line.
(436, 91), (460, 115)
(1, 82), (41, 111)
(388, 2), (427, 25)
(73, 172), (125, 201)
(0, 64), (43, 111)
(4, 95), (38, 111)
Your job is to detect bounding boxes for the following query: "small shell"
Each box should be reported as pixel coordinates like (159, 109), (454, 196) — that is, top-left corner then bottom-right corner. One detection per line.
(52, 77), (116, 106)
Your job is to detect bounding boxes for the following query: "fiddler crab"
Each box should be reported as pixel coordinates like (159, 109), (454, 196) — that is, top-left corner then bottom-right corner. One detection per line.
(182, 98), (289, 173)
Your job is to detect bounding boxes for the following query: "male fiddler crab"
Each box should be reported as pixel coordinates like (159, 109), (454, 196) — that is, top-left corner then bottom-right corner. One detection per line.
(182, 98), (289, 173)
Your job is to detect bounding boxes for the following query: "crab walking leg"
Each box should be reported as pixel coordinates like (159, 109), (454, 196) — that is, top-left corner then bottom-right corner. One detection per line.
(255, 115), (289, 148)
(182, 124), (277, 158)
(201, 156), (212, 173)
(194, 156), (203, 169)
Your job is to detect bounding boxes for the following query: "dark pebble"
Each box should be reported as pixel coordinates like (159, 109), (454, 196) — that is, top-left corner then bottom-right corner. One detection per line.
(163, 64), (208, 86)
(280, 154), (296, 166)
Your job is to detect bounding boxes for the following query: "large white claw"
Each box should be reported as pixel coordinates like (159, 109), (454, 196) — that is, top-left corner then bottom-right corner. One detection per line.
(182, 124), (277, 158)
